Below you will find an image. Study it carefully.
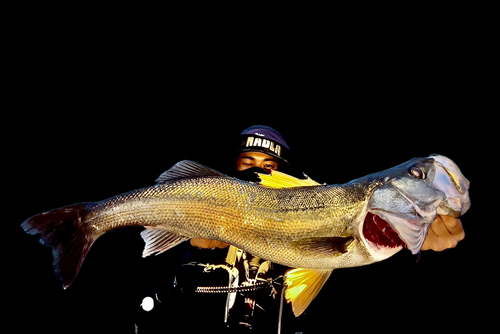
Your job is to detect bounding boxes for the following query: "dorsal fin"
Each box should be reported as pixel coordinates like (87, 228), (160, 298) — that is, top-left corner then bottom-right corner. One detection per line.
(156, 160), (225, 184)
(257, 170), (321, 189)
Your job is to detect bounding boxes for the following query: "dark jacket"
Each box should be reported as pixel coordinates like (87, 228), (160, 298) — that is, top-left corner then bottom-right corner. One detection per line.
(133, 168), (307, 333)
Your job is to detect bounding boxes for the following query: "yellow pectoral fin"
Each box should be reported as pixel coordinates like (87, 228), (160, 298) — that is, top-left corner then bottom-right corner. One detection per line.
(258, 170), (321, 189)
(284, 268), (333, 317)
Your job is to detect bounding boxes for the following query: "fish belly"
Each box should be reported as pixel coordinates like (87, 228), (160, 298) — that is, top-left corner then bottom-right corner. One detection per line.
(83, 178), (374, 270)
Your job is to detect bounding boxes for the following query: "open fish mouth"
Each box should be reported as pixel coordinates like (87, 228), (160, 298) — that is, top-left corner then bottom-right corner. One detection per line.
(362, 212), (407, 250)
(361, 154), (470, 256)
(361, 209), (430, 256)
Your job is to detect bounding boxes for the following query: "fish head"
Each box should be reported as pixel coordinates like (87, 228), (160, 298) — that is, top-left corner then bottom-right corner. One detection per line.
(362, 155), (470, 258)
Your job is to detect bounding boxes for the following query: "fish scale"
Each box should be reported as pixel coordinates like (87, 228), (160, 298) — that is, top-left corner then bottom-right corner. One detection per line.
(21, 156), (470, 315)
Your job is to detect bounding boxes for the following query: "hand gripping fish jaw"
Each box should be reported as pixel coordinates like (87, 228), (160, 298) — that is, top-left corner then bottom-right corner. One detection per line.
(361, 155), (470, 257)
(21, 155), (470, 317)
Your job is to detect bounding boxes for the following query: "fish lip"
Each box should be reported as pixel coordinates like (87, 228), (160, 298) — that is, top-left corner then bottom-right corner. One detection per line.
(431, 154), (470, 194)
(431, 155), (471, 216)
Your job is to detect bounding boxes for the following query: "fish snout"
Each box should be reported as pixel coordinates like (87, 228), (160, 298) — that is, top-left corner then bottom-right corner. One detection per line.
(431, 155), (471, 217)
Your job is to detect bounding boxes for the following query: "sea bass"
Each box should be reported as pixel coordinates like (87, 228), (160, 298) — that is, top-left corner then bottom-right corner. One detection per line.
(21, 155), (470, 315)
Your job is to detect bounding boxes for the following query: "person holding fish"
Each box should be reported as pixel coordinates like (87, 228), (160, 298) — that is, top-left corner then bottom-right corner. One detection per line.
(191, 126), (466, 252)
(172, 125), (306, 332)
(22, 125), (469, 334)
(137, 125), (467, 333)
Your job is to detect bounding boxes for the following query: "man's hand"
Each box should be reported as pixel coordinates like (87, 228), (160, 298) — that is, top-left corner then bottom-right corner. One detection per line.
(190, 238), (229, 249)
(421, 215), (465, 251)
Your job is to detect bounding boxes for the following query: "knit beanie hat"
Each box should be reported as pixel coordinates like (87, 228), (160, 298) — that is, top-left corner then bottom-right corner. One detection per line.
(237, 125), (291, 165)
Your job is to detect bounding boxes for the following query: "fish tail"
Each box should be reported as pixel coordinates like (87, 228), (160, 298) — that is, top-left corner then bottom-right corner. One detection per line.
(21, 203), (95, 289)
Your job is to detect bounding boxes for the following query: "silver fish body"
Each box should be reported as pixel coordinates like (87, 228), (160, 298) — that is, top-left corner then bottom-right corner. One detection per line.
(21, 155), (470, 313)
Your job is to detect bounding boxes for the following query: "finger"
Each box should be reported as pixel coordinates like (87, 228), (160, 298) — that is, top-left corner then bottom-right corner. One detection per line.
(422, 217), (450, 251)
(431, 216), (452, 238)
(190, 238), (212, 248)
(190, 238), (230, 249)
(440, 216), (465, 238)
(421, 239), (431, 251)
(429, 217), (463, 251)
(215, 241), (230, 249)
(206, 240), (220, 248)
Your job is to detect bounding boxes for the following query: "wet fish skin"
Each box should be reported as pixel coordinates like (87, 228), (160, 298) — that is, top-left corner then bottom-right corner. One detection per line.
(83, 174), (375, 270)
(21, 155), (470, 299)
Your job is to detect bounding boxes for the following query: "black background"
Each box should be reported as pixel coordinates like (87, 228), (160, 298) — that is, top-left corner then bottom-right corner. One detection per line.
(6, 24), (492, 333)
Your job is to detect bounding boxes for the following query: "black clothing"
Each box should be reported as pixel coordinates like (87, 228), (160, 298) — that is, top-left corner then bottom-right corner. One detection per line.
(133, 168), (307, 333)
(134, 245), (307, 333)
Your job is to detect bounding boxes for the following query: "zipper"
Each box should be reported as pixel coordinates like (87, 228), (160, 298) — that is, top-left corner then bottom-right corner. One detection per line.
(195, 280), (268, 293)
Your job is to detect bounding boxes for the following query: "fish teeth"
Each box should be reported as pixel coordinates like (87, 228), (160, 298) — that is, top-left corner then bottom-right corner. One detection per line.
(363, 213), (406, 249)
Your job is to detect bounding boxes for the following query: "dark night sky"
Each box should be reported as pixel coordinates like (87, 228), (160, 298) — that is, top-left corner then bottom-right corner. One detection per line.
(7, 48), (490, 333)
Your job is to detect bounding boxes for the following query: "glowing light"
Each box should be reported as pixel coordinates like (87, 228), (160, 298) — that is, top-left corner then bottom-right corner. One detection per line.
(141, 296), (154, 312)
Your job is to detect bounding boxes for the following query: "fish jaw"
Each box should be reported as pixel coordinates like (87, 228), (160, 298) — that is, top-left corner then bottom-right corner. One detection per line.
(367, 210), (431, 255)
(364, 183), (438, 255)
(431, 155), (471, 217)
(360, 207), (432, 257)
(360, 155), (470, 256)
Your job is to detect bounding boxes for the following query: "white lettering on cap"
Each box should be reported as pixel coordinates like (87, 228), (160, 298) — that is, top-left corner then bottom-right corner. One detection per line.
(245, 136), (281, 156)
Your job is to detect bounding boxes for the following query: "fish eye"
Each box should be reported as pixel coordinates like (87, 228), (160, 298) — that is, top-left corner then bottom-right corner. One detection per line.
(409, 166), (425, 179)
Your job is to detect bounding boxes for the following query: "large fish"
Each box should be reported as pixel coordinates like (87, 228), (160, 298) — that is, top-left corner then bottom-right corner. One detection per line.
(21, 154), (470, 315)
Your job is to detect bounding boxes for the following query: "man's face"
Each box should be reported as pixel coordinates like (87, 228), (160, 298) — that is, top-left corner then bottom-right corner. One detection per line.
(237, 152), (280, 172)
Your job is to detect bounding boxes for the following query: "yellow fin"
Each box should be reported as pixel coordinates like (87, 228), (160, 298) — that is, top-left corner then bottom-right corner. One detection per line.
(258, 171), (321, 189)
(284, 268), (333, 316)
(225, 245), (238, 266)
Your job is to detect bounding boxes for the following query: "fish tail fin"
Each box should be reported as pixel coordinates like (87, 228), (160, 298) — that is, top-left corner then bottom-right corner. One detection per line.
(21, 203), (95, 289)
